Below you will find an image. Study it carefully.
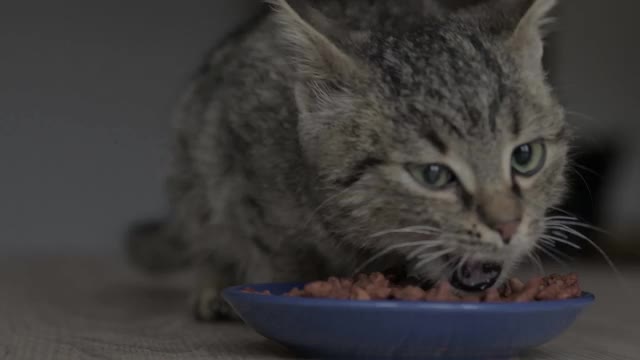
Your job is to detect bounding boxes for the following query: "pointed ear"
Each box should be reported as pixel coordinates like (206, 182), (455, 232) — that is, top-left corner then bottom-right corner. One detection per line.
(267, 0), (363, 114)
(508, 0), (557, 74)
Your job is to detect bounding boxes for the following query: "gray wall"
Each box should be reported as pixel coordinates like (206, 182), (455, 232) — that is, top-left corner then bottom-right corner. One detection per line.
(554, 2), (640, 234)
(0, 0), (260, 255)
(1, 1), (638, 256)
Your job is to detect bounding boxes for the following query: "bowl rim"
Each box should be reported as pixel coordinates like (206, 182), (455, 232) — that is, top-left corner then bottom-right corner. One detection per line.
(223, 282), (595, 313)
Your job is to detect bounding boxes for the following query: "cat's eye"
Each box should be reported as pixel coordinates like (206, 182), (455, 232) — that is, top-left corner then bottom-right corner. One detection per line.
(408, 164), (457, 190)
(511, 140), (546, 177)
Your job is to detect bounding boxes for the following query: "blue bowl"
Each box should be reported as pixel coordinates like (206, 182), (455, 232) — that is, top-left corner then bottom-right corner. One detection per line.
(223, 283), (594, 360)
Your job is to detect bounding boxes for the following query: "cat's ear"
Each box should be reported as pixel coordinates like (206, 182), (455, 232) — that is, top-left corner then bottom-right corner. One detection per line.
(507, 0), (557, 74)
(267, 0), (363, 114)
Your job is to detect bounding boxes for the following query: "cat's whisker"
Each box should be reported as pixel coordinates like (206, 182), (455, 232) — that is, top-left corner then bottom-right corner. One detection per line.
(538, 238), (559, 248)
(414, 248), (455, 270)
(369, 228), (440, 238)
(368, 224), (442, 238)
(564, 109), (604, 146)
(571, 168), (594, 208)
(572, 163), (602, 179)
(538, 240), (574, 261)
(357, 223), (442, 250)
(550, 230), (569, 239)
(527, 253), (546, 275)
(433, 255), (459, 279)
(398, 225), (442, 232)
(521, 197), (577, 218)
(539, 234), (582, 250)
(544, 215), (580, 222)
(535, 244), (568, 268)
(545, 224), (622, 275)
(546, 221), (611, 236)
(353, 240), (445, 274)
(407, 241), (450, 260)
(565, 109), (597, 123)
(444, 254), (460, 270)
(455, 253), (470, 273)
(543, 218), (634, 293)
(300, 187), (352, 230)
(548, 206), (578, 218)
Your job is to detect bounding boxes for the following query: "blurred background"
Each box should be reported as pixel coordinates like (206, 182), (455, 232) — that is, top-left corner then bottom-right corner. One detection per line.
(1, 0), (638, 262)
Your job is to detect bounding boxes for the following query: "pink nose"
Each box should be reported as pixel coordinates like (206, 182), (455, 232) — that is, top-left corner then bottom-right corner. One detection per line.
(494, 221), (520, 244)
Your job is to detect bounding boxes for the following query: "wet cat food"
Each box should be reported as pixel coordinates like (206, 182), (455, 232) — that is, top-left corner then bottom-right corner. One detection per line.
(243, 273), (581, 302)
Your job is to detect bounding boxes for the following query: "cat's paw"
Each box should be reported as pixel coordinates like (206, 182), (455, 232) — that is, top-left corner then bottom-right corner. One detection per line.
(193, 287), (239, 322)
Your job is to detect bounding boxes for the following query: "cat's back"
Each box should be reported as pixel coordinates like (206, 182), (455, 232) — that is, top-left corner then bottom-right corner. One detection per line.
(178, 10), (297, 133)
(172, 6), (317, 210)
(178, 0), (422, 134)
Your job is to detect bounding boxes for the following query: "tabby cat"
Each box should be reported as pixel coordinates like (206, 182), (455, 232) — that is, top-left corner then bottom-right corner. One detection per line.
(128, 0), (569, 320)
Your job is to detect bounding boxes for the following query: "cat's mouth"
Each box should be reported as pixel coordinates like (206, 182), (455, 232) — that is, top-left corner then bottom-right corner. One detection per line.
(449, 258), (503, 292)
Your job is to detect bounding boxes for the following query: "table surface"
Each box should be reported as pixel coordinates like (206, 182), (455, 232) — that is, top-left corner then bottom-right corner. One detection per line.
(0, 257), (638, 360)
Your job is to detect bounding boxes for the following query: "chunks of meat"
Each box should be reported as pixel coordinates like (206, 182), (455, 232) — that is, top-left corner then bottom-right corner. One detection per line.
(260, 273), (582, 303)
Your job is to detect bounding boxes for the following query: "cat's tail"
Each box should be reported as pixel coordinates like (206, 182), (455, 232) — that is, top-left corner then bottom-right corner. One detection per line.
(126, 220), (193, 274)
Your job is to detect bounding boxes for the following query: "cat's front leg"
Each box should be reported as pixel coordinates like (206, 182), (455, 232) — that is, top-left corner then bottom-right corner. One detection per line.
(190, 255), (239, 321)
(190, 235), (282, 321)
(190, 232), (331, 321)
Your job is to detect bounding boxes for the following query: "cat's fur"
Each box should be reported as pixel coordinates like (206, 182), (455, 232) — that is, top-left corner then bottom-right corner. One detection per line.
(128, 0), (569, 320)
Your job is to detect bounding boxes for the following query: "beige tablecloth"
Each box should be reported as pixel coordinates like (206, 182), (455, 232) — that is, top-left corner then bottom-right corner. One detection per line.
(0, 257), (638, 359)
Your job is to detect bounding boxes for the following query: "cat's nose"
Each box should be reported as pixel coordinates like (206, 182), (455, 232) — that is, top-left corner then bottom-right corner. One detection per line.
(478, 190), (523, 245)
(493, 220), (520, 244)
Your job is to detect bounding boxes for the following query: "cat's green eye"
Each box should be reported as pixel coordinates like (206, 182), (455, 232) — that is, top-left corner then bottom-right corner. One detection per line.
(511, 140), (547, 177)
(408, 164), (457, 190)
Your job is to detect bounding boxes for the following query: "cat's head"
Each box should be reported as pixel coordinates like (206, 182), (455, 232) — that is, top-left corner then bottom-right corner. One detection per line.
(272, 0), (569, 291)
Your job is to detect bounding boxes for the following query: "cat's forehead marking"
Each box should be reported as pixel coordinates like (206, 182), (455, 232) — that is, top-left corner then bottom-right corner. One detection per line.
(424, 130), (448, 154)
(465, 34), (506, 135)
(371, 25), (522, 139)
(511, 104), (522, 136)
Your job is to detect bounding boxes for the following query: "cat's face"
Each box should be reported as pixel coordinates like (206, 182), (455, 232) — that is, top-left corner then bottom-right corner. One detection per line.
(331, 67), (568, 290)
(273, 0), (567, 290)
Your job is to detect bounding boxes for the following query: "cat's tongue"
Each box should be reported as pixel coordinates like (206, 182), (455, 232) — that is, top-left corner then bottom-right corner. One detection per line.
(450, 261), (502, 292)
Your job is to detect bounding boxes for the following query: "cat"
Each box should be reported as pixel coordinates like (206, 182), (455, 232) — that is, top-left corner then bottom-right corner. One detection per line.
(128, 0), (570, 320)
